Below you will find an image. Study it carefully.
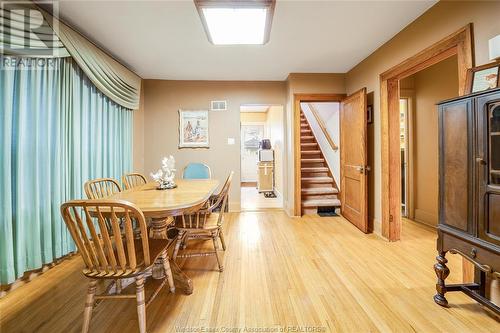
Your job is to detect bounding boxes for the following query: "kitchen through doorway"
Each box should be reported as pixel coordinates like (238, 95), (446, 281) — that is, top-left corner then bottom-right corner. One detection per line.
(240, 104), (284, 210)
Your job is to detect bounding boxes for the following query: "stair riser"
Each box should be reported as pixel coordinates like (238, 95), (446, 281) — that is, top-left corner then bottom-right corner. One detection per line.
(301, 163), (326, 168)
(301, 171), (329, 177)
(301, 183), (333, 188)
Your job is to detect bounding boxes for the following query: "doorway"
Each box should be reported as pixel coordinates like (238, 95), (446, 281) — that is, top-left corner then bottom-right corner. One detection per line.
(379, 24), (473, 241)
(398, 56), (459, 230)
(240, 105), (284, 210)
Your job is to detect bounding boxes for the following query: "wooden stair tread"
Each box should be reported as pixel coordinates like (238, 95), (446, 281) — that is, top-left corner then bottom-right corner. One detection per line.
(302, 198), (341, 207)
(301, 177), (333, 183)
(301, 143), (318, 147)
(301, 150), (321, 154)
(301, 136), (315, 140)
(302, 187), (338, 195)
(301, 158), (325, 163)
(301, 167), (329, 172)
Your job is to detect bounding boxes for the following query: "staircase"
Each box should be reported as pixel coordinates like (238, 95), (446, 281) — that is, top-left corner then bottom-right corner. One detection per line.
(300, 111), (341, 215)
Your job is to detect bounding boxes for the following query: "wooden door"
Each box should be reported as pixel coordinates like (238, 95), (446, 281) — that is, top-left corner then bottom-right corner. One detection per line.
(340, 88), (368, 233)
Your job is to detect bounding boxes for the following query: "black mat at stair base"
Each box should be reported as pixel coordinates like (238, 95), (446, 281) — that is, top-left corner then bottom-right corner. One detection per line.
(317, 206), (338, 217)
(264, 191), (277, 198)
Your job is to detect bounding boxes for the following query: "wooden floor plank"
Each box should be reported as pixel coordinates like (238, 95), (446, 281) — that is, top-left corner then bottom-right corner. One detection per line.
(0, 211), (498, 332)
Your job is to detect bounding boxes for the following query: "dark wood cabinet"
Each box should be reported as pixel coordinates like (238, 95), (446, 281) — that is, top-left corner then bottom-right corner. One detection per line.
(435, 88), (500, 314)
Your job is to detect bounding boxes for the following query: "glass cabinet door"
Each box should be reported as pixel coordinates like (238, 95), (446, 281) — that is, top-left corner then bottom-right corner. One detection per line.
(490, 103), (500, 185)
(477, 92), (500, 247)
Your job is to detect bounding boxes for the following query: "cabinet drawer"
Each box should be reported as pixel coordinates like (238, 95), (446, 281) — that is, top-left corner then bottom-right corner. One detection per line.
(441, 231), (500, 274)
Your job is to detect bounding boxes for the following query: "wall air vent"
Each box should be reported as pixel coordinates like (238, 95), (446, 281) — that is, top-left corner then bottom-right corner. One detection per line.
(211, 100), (227, 111)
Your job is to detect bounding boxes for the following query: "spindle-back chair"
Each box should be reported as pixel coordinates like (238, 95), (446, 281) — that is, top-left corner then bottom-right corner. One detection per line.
(173, 172), (233, 272)
(122, 173), (147, 190)
(60, 200), (174, 333)
(84, 178), (122, 199)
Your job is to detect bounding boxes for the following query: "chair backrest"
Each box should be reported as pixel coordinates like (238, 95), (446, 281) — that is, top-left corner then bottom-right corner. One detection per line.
(84, 178), (122, 199)
(60, 200), (150, 277)
(122, 173), (147, 190)
(182, 163), (211, 179)
(179, 171), (233, 229)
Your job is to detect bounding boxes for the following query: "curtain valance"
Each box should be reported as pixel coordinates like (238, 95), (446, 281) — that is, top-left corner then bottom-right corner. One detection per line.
(1, 2), (142, 110)
(40, 8), (142, 110)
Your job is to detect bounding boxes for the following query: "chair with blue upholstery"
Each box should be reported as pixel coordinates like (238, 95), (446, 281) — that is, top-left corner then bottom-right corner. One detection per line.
(182, 163), (211, 179)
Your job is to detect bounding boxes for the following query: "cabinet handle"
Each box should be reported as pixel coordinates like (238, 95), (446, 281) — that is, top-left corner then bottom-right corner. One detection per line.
(449, 248), (492, 273)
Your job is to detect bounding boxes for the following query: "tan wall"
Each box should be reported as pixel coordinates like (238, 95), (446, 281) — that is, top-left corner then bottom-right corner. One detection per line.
(142, 80), (286, 210)
(411, 56), (459, 226)
(285, 73), (346, 215)
(345, 0), (500, 231)
(240, 112), (267, 123)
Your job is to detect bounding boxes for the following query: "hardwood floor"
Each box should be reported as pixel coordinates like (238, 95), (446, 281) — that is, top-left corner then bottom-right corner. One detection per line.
(0, 212), (498, 332)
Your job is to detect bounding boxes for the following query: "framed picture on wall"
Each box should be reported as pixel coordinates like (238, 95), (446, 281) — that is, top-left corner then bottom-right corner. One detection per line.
(465, 61), (500, 94)
(178, 110), (209, 148)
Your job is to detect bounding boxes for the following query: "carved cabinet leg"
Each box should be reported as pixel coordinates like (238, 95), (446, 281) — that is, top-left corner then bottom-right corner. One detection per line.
(434, 251), (450, 307)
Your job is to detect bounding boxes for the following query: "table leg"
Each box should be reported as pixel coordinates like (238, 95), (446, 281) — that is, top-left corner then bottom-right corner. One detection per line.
(150, 217), (194, 294)
(170, 259), (193, 295)
(151, 218), (170, 279)
(151, 217), (170, 239)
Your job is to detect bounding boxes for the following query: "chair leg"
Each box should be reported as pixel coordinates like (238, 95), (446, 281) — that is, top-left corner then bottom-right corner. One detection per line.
(212, 231), (224, 272)
(81, 280), (97, 333)
(115, 279), (122, 294)
(181, 231), (190, 249)
(173, 230), (185, 261)
(219, 228), (227, 251)
(161, 250), (175, 293)
(135, 275), (147, 333)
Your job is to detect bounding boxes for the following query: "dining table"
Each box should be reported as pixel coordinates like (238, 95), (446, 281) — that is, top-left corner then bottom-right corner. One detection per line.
(105, 178), (220, 295)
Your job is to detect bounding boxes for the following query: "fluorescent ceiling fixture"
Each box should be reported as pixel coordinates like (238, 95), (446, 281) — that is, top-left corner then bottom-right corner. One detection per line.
(195, 1), (275, 45)
(202, 7), (267, 45)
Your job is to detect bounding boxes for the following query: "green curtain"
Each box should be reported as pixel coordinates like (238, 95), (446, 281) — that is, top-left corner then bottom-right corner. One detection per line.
(0, 56), (133, 284)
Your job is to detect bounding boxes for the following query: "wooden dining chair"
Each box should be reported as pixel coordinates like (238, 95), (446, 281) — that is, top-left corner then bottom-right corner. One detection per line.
(60, 200), (175, 333)
(173, 172), (233, 272)
(84, 178), (122, 199)
(122, 173), (147, 190)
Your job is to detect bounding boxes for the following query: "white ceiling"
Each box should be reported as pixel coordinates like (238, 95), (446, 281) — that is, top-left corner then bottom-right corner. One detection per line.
(56, 0), (436, 80)
(240, 105), (270, 113)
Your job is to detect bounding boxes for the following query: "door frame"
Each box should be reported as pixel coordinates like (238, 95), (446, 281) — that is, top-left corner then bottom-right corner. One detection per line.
(379, 24), (473, 241)
(293, 93), (345, 216)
